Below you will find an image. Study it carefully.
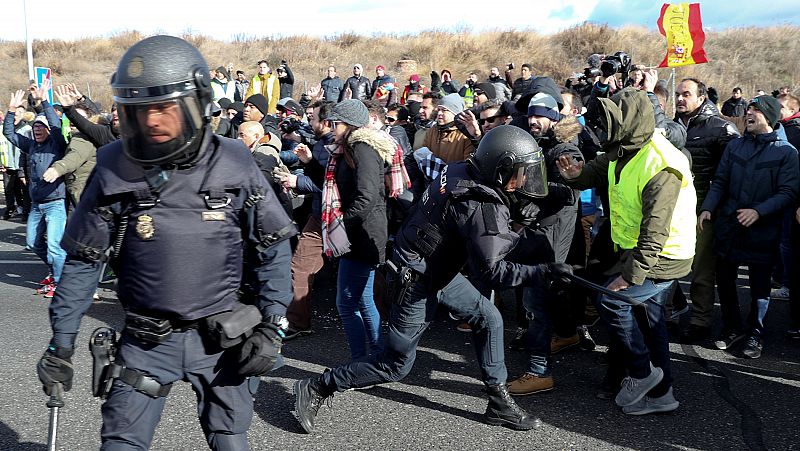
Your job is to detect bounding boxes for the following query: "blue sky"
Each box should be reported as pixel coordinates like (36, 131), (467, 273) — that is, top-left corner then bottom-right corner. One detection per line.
(0, 0), (797, 42)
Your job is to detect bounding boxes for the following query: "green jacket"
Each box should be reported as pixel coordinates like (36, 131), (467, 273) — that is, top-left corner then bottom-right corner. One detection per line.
(566, 88), (693, 284)
(51, 134), (96, 202)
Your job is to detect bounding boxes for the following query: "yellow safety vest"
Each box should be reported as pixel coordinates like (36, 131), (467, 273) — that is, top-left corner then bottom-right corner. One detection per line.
(607, 133), (696, 259)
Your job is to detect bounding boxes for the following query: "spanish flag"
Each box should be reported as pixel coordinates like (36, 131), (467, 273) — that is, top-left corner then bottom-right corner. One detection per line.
(657, 3), (708, 68)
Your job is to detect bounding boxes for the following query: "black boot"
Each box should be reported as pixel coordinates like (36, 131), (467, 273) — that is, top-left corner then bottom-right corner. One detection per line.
(293, 376), (333, 434)
(484, 384), (542, 430)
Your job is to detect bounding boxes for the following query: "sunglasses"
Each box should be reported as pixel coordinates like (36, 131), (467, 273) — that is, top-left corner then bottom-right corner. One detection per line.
(473, 89), (484, 96)
(386, 116), (397, 123)
(478, 114), (505, 126)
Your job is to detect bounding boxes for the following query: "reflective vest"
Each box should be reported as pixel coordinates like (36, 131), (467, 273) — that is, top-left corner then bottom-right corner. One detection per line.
(607, 133), (696, 259)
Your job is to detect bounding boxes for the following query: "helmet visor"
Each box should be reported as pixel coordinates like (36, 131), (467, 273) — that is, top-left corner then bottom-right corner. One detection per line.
(510, 151), (548, 199)
(118, 97), (203, 165)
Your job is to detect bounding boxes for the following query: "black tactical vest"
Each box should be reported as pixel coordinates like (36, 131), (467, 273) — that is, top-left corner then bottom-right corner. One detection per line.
(63, 136), (294, 321)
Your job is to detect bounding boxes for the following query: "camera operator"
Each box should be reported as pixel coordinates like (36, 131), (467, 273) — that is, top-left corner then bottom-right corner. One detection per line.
(276, 99), (316, 171)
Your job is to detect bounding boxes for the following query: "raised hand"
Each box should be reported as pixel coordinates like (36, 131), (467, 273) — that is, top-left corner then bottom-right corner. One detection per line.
(457, 110), (480, 138)
(8, 90), (26, 110)
(54, 85), (78, 107)
(555, 154), (584, 180)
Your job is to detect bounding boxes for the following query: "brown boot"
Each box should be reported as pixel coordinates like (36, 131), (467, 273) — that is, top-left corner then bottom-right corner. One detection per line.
(550, 334), (580, 354)
(507, 373), (554, 396)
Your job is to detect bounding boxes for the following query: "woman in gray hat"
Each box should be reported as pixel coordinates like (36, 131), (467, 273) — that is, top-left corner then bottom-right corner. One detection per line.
(308, 99), (397, 360)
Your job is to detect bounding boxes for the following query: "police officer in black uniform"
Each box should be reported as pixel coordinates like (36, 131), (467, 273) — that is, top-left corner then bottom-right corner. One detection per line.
(35, 36), (296, 450)
(293, 125), (571, 433)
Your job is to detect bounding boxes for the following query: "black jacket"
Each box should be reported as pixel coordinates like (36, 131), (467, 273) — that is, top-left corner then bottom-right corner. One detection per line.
(721, 96), (747, 117)
(278, 65), (295, 100)
(782, 117), (800, 150)
(701, 131), (799, 264)
(676, 101), (740, 207)
(394, 162), (545, 292)
(342, 76), (372, 101)
(64, 105), (118, 148)
(512, 77), (534, 100)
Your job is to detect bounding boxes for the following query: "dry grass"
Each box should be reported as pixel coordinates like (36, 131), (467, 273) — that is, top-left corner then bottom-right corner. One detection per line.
(0, 23), (797, 111)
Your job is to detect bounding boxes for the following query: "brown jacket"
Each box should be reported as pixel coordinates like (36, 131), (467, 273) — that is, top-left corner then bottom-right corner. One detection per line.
(421, 124), (475, 164)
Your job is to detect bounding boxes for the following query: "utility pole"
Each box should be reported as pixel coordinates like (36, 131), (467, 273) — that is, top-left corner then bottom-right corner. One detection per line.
(24, 0), (34, 81)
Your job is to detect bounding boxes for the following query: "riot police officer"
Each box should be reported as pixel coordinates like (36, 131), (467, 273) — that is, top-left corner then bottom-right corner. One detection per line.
(293, 125), (571, 433)
(36, 36), (296, 450)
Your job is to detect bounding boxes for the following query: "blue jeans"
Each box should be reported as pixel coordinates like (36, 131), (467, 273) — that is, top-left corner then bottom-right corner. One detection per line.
(597, 277), (674, 397)
(522, 279), (553, 376)
(27, 199), (67, 283)
(323, 272), (508, 390)
(336, 258), (383, 360)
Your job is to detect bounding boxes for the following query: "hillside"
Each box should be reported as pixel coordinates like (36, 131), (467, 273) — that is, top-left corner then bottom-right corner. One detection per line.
(0, 22), (797, 111)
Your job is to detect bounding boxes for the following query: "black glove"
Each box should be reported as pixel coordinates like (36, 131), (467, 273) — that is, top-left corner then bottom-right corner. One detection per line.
(37, 345), (74, 396)
(541, 262), (574, 285)
(430, 71), (440, 85)
(517, 201), (540, 227)
(237, 323), (282, 376)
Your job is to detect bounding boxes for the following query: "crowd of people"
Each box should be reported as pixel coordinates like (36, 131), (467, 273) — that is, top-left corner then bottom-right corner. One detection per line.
(0, 35), (798, 448)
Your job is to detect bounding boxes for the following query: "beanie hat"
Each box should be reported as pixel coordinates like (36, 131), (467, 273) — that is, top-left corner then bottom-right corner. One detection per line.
(218, 98), (232, 110)
(474, 82), (497, 100)
(376, 65), (385, 71)
(329, 99), (369, 127)
(33, 114), (49, 128)
(229, 101), (244, 114)
(278, 99), (304, 117)
(439, 93), (465, 115)
(245, 94), (269, 116)
(409, 74), (420, 83)
(749, 95), (782, 128)
(527, 93), (561, 122)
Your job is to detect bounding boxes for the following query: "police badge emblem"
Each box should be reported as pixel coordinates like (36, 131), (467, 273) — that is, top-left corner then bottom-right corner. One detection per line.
(135, 214), (155, 240)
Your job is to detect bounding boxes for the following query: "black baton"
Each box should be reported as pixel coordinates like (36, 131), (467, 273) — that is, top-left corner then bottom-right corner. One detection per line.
(562, 272), (639, 305)
(46, 383), (64, 451)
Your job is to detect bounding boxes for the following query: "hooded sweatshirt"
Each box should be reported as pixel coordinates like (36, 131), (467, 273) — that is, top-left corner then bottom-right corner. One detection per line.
(566, 88), (694, 284)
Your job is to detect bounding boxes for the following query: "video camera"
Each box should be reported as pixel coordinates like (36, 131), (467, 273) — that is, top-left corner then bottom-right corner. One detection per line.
(581, 52), (633, 85)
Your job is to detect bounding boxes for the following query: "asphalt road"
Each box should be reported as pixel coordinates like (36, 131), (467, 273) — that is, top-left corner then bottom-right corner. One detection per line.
(0, 211), (798, 451)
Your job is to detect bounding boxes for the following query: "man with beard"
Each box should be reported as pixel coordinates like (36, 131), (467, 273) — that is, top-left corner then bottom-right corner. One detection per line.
(341, 64), (371, 101)
(505, 92), (584, 396)
(486, 67), (512, 101)
(674, 78), (740, 343)
(412, 92), (440, 150)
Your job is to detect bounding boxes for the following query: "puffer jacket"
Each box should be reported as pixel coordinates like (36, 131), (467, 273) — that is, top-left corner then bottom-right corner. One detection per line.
(676, 101), (740, 207)
(701, 130), (799, 264)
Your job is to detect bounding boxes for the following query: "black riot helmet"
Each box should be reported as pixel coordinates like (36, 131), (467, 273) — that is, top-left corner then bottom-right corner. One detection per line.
(111, 35), (213, 166)
(468, 125), (548, 199)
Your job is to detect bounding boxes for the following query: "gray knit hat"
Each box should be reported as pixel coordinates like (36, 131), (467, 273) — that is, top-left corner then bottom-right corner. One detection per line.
(439, 93), (464, 115)
(329, 99), (369, 127)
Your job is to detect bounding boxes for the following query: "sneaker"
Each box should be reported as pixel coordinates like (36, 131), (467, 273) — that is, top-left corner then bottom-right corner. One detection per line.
(578, 325), (596, 351)
(509, 327), (527, 351)
(99, 268), (117, 285)
(550, 334), (580, 354)
(456, 321), (472, 332)
(283, 326), (313, 341)
(35, 283), (56, 296)
(622, 387), (680, 415)
(742, 336), (763, 359)
(770, 286), (790, 301)
(293, 377), (332, 434)
(681, 324), (711, 344)
(93, 291), (102, 302)
(714, 331), (745, 350)
(507, 373), (554, 396)
(37, 274), (54, 286)
(44, 285), (56, 299)
(615, 363), (664, 407)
